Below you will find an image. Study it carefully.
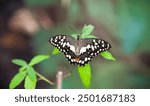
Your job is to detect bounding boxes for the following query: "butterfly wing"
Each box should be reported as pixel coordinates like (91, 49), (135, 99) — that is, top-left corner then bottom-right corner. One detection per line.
(49, 35), (77, 64)
(77, 38), (111, 65)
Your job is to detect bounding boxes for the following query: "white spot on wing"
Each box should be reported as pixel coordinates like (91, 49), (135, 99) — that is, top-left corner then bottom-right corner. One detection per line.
(62, 42), (66, 47)
(91, 45), (94, 51)
(102, 44), (105, 47)
(79, 60), (82, 63)
(95, 42), (98, 45)
(81, 61), (84, 64)
(93, 39), (96, 42)
(88, 58), (91, 60)
(107, 44), (110, 48)
(68, 55), (71, 59)
(60, 42), (63, 45)
(70, 45), (75, 53)
(61, 39), (64, 41)
(59, 36), (61, 39)
(87, 45), (91, 49)
(66, 42), (70, 47)
(80, 47), (87, 54)
(85, 57), (88, 61)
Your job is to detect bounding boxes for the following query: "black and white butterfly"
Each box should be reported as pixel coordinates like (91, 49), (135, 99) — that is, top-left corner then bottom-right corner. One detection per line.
(49, 35), (111, 66)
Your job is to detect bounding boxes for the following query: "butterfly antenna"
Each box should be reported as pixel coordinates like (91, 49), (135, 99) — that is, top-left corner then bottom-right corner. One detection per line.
(68, 26), (80, 39)
(68, 26), (77, 34)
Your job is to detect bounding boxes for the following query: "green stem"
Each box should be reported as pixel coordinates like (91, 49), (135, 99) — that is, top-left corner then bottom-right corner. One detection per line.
(35, 71), (54, 85)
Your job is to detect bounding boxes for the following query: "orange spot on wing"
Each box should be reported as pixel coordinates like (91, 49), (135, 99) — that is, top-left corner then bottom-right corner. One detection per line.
(75, 57), (80, 62)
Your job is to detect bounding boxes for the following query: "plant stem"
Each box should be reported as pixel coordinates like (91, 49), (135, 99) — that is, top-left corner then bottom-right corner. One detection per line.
(35, 71), (54, 85)
(56, 71), (63, 89)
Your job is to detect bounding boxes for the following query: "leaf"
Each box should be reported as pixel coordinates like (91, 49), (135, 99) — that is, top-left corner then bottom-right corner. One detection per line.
(80, 35), (98, 39)
(9, 71), (26, 89)
(19, 66), (26, 72)
(26, 67), (37, 82)
(71, 34), (78, 39)
(100, 51), (115, 61)
(24, 75), (36, 89)
(81, 24), (94, 36)
(29, 55), (50, 66)
(12, 59), (27, 66)
(78, 64), (91, 88)
(82, 24), (87, 33)
(52, 48), (61, 55)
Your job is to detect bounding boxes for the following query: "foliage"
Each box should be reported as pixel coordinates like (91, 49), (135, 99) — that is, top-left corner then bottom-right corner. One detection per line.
(100, 51), (115, 61)
(23, 0), (150, 89)
(10, 24), (115, 89)
(9, 55), (50, 89)
(78, 64), (91, 88)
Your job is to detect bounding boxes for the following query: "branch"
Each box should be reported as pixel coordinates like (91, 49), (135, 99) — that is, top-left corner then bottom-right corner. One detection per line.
(56, 71), (63, 89)
(35, 71), (54, 85)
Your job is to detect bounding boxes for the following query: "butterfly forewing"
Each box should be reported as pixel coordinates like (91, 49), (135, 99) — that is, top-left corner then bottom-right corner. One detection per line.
(49, 35), (77, 64)
(49, 35), (111, 66)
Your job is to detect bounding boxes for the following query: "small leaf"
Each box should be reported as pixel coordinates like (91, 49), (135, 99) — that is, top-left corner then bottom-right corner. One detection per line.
(19, 66), (26, 72)
(78, 64), (91, 88)
(29, 55), (50, 66)
(24, 75), (36, 89)
(26, 67), (37, 82)
(12, 59), (27, 66)
(80, 35), (98, 39)
(81, 24), (94, 36)
(52, 48), (61, 55)
(9, 71), (26, 89)
(100, 51), (115, 61)
(71, 34), (78, 39)
(82, 24), (87, 33)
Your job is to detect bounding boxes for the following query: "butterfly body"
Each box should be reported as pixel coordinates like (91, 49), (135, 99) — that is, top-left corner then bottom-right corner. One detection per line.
(49, 35), (111, 66)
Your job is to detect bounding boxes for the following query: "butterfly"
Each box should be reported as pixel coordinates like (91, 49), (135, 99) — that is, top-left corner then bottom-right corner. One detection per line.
(49, 35), (111, 66)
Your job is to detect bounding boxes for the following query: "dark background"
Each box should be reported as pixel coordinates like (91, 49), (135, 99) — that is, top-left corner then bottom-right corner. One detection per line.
(0, 0), (150, 89)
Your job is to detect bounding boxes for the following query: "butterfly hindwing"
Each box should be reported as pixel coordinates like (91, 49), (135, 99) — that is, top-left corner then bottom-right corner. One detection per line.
(49, 35), (111, 66)
(76, 38), (111, 65)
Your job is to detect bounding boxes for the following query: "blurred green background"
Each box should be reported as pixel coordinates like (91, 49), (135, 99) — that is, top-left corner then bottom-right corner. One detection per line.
(0, 0), (150, 89)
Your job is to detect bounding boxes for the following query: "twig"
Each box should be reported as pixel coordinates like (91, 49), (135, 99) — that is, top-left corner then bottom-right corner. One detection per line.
(56, 71), (63, 89)
(64, 72), (71, 78)
(35, 71), (54, 85)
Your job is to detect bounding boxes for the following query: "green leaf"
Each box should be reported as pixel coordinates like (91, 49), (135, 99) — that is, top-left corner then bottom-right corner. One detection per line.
(52, 48), (61, 55)
(80, 35), (98, 39)
(71, 34), (78, 39)
(26, 67), (37, 82)
(29, 55), (50, 66)
(9, 71), (26, 89)
(100, 51), (115, 61)
(82, 24), (87, 33)
(24, 75), (36, 89)
(78, 64), (91, 88)
(12, 59), (27, 66)
(81, 24), (94, 36)
(19, 66), (26, 72)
